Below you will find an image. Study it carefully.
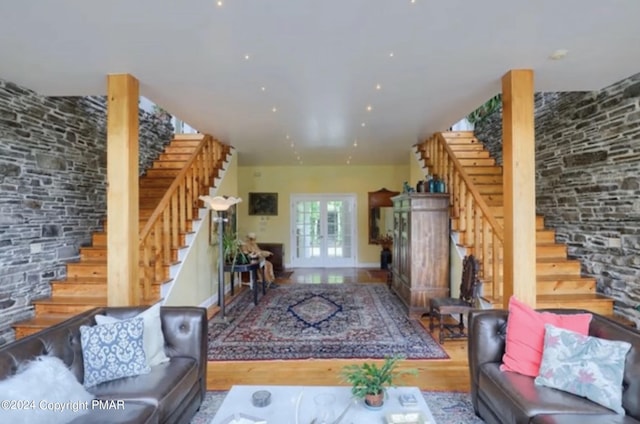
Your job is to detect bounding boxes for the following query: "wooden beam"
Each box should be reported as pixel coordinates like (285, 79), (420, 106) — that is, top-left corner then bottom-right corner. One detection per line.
(106, 74), (140, 306)
(501, 69), (536, 308)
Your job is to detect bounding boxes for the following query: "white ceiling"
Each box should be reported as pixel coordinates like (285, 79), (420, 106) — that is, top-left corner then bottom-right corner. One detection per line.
(1, 0), (639, 166)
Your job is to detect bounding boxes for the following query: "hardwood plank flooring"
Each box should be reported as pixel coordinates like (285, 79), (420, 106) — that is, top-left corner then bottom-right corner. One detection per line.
(206, 268), (470, 391)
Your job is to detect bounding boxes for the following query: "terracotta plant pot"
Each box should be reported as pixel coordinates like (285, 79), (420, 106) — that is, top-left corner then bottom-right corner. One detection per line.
(364, 392), (384, 408)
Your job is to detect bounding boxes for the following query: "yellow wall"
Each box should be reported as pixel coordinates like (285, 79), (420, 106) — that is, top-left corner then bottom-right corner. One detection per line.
(165, 149), (239, 306)
(237, 163), (409, 265)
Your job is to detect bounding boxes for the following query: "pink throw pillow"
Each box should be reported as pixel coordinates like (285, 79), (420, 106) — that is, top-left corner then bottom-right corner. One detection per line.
(500, 296), (592, 377)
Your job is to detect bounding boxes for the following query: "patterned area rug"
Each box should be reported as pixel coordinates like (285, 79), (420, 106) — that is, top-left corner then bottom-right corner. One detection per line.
(207, 283), (448, 361)
(189, 390), (485, 424)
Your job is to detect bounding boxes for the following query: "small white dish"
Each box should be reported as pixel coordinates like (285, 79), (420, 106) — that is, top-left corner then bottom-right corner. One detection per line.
(385, 411), (429, 424)
(219, 413), (267, 424)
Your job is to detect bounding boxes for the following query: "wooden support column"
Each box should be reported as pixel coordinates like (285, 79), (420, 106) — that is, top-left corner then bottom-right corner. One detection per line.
(501, 69), (536, 308)
(107, 74), (140, 306)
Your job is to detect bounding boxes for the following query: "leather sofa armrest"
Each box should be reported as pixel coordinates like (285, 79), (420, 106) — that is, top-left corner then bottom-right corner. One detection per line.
(160, 307), (208, 395)
(468, 309), (508, 411)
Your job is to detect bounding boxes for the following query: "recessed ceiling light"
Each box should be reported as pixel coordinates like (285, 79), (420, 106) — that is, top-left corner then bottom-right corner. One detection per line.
(216, 0), (223, 6)
(272, 107), (277, 112)
(361, 122), (366, 127)
(353, 139), (358, 147)
(410, 0), (416, 3)
(549, 49), (568, 60)
(244, 54), (250, 60)
(366, 105), (372, 112)
(375, 84), (382, 90)
(389, 52), (394, 58)
(285, 134), (290, 139)
(261, 86), (266, 91)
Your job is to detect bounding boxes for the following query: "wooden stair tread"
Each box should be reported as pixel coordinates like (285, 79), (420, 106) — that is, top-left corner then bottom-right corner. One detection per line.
(67, 259), (106, 265)
(51, 276), (106, 284)
(487, 293), (612, 304)
(441, 131), (476, 139)
(139, 178), (175, 186)
(454, 151), (490, 158)
(448, 144), (485, 151)
(146, 167), (182, 171)
(32, 295), (107, 305)
(68, 254), (183, 265)
(536, 274), (595, 281)
(464, 167), (503, 175)
(173, 133), (205, 140)
(14, 314), (73, 328)
(53, 276), (168, 286)
(536, 257), (580, 263)
(537, 293), (613, 302)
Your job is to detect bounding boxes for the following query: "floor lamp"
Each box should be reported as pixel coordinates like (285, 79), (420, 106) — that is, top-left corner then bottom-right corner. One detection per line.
(199, 195), (242, 322)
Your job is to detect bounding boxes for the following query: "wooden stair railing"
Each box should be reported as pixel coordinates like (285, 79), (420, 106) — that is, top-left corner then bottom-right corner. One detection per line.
(139, 134), (228, 301)
(417, 131), (615, 318)
(420, 132), (504, 299)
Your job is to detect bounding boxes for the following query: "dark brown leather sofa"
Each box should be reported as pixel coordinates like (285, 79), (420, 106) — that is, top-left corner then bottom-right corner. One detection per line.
(468, 309), (640, 424)
(0, 306), (207, 424)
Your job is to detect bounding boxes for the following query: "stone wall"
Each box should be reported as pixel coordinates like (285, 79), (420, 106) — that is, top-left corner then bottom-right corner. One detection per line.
(474, 73), (640, 322)
(0, 79), (174, 344)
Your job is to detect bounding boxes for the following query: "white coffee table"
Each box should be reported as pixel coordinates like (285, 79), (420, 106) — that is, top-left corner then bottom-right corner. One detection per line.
(209, 385), (435, 424)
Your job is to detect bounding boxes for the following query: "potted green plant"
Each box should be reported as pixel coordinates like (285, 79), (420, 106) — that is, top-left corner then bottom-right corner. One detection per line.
(221, 232), (249, 269)
(340, 356), (417, 408)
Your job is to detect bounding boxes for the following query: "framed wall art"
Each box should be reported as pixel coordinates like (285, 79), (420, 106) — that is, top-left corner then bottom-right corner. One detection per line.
(248, 192), (278, 216)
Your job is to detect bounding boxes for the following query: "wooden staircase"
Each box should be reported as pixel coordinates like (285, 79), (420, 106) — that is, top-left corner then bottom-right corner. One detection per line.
(13, 134), (229, 338)
(419, 131), (614, 314)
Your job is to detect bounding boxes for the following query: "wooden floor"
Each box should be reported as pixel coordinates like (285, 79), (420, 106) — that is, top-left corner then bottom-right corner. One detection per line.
(206, 268), (470, 391)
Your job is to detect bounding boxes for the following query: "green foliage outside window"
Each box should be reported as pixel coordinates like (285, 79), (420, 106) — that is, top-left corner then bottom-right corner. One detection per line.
(467, 94), (502, 125)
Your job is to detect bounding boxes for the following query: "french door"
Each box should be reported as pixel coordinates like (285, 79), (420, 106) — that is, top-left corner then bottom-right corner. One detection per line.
(290, 194), (356, 267)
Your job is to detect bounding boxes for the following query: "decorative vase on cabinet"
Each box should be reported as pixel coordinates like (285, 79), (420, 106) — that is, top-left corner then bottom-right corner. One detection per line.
(390, 193), (450, 318)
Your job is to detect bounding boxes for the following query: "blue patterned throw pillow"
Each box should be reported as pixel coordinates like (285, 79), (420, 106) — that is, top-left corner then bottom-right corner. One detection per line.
(535, 323), (631, 414)
(80, 317), (150, 387)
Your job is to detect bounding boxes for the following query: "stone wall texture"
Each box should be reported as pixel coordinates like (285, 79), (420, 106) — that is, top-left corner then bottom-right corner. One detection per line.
(0, 78), (174, 344)
(474, 73), (640, 323)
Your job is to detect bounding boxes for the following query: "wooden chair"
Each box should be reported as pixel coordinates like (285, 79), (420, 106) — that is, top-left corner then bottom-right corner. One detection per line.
(429, 255), (482, 344)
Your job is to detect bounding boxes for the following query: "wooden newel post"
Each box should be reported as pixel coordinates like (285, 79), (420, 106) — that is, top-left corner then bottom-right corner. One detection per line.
(106, 73), (140, 306)
(501, 69), (537, 308)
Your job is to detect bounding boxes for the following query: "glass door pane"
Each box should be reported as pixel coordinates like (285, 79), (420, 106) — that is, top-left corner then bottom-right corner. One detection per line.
(291, 195), (356, 267)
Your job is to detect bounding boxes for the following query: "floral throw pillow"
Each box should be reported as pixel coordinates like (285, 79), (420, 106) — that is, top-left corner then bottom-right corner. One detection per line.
(535, 323), (631, 414)
(80, 317), (150, 387)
